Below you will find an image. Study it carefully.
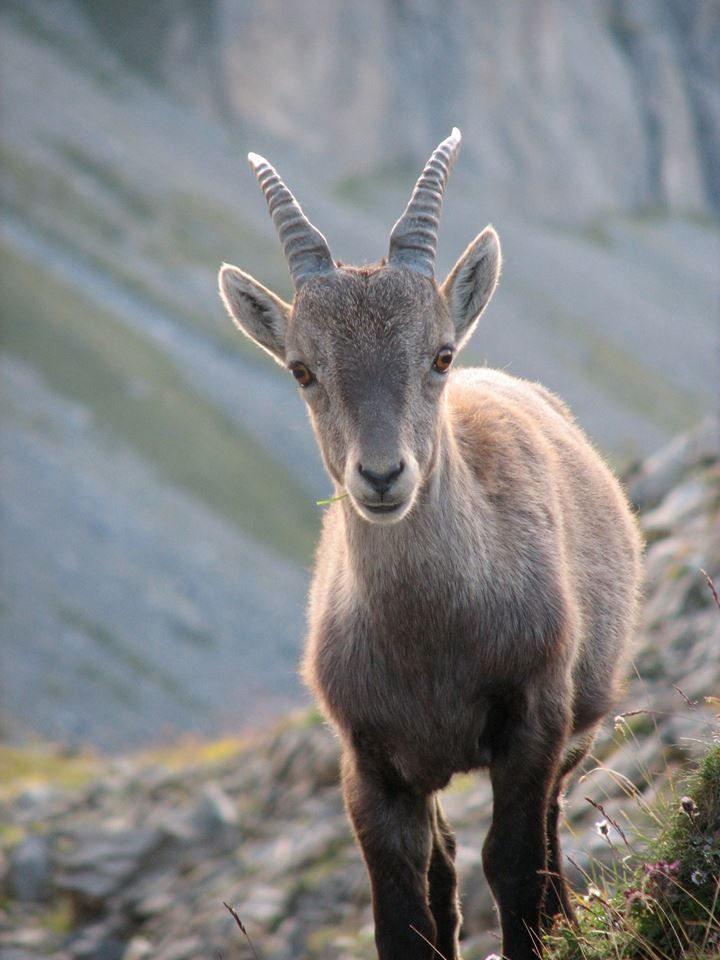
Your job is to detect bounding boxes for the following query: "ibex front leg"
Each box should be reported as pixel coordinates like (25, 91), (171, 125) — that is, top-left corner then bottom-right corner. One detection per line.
(482, 693), (569, 960)
(342, 750), (438, 960)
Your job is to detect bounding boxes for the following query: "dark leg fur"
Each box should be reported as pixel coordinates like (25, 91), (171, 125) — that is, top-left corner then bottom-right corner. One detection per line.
(482, 696), (570, 960)
(428, 798), (461, 959)
(543, 732), (596, 926)
(342, 753), (437, 960)
(543, 792), (575, 925)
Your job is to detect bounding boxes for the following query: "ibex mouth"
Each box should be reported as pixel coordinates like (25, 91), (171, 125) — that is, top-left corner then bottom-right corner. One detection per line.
(364, 502), (402, 515)
(353, 497), (413, 524)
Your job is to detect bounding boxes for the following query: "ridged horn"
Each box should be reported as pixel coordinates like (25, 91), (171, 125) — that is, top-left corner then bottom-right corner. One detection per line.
(388, 128), (462, 278)
(248, 152), (335, 290)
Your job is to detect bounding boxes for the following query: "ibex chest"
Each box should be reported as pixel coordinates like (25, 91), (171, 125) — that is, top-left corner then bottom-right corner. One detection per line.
(305, 551), (564, 789)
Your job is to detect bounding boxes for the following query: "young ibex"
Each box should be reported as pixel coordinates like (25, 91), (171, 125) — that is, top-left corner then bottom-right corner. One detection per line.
(219, 129), (642, 960)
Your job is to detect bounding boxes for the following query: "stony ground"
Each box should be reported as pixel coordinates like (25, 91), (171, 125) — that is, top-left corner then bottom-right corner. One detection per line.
(0, 420), (718, 960)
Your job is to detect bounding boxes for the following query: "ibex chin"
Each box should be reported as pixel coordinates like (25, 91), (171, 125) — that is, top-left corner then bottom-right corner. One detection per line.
(219, 129), (642, 960)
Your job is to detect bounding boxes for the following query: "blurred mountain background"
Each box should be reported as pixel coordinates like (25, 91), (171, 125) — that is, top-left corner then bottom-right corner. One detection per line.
(1, 0), (718, 751)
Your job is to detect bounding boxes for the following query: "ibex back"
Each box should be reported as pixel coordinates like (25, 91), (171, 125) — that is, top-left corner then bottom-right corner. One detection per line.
(219, 129), (642, 960)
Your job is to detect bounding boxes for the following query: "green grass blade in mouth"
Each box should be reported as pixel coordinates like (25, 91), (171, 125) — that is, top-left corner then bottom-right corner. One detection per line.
(316, 494), (348, 506)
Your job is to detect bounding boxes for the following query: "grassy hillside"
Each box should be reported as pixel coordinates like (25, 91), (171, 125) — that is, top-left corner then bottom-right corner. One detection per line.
(0, 240), (317, 564)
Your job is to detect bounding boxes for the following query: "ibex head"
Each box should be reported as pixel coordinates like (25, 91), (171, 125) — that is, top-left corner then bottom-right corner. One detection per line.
(219, 129), (501, 524)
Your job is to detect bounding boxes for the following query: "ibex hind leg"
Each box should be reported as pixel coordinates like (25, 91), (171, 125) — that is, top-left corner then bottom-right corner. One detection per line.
(482, 692), (570, 960)
(427, 797), (462, 960)
(543, 730), (597, 927)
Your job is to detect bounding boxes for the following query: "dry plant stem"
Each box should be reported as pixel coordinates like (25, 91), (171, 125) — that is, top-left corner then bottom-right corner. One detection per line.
(701, 568), (720, 611)
(584, 796), (630, 847)
(671, 684), (699, 708)
(617, 708), (662, 720)
(701, 878), (720, 953)
(565, 854), (590, 882)
(408, 923), (449, 959)
(223, 902), (261, 960)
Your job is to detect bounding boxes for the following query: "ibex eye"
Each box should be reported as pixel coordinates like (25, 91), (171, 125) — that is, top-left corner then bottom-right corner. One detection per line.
(289, 361), (315, 388)
(432, 348), (454, 373)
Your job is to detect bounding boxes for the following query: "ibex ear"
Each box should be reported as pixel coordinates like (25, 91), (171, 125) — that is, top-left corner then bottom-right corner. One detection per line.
(440, 227), (501, 348)
(218, 264), (291, 364)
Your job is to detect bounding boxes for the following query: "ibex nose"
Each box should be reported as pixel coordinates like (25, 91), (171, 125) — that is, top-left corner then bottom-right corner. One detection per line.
(357, 461), (405, 496)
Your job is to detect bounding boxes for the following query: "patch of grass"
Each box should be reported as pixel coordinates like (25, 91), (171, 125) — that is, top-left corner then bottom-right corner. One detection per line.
(639, 747), (720, 952)
(39, 898), (74, 936)
(137, 735), (247, 771)
(0, 746), (100, 802)
(0, 144), (124, 244)
(0, 823), (25, 848)
(73, 0), (189, 86)
(51, 139), (155, 220)
(2, 1), (121, 90)
(0, 734), (248, 802)
(619, 713), (659, 739)
(536, 299), (702, 436)
(0, 141), (287, 351)
(333, 160), (417, 209)
(0, 240), (317, 562)
(446, 771), (478, 797)
(282, 706), (326, 731)
(581, 220), (614, 249)
(75, 662), (141, 708)
(303, 919), (376, 959)
(545, 744), (720, 959)
(163, 189), (279, 271)
(579, 333), (700, 434)
(561, 210), (719, 252)
(171, 620), (216, 650)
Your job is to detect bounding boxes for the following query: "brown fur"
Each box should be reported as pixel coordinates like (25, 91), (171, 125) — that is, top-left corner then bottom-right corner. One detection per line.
(220, 190), (642, 960)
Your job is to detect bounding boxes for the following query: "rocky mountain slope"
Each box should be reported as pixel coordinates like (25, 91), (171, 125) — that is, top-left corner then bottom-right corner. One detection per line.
(1, 0), (718, 751)
(78, 0), (720, 220)
(1, 420), (718, 960)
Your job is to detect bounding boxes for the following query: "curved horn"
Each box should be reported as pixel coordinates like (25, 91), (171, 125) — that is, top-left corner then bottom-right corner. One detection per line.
(388, 128), (462, 278)
(248, 152), (335, 290)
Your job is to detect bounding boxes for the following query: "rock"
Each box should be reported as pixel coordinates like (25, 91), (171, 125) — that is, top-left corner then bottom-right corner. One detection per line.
(189, 782), (238, 849)
(131, 891), (175, 921)
(0, 845), (8, 894)
(122, 938), (153, 960)
(8, 834), (52, 903)
(154, 938), (204, 960)
(236, 883), (288, 929)
(627, 417), (719, 510)
(253, 817), (351, 879)
(0, 927), (53, 949)
(456, 859), (497, 938)
(67, 920), (126, 960)
(14, 785), (64, 814)
(0, 951), (68, 960)
(642, 475), (712, 539)
(56, 828), (164, 908)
